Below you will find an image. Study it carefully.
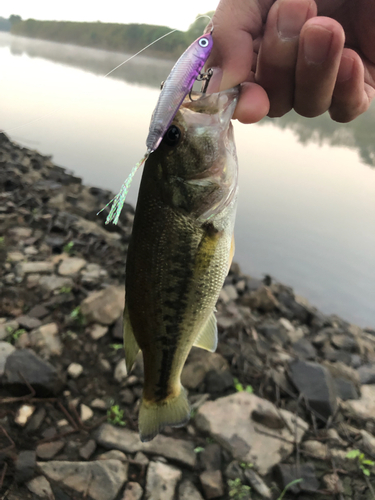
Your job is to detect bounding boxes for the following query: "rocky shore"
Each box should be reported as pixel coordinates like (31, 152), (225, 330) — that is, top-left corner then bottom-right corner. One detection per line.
(1, 131), (375, 500)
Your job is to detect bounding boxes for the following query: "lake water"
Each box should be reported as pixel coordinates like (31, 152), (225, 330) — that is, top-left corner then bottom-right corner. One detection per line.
(1, 32), (374, 328)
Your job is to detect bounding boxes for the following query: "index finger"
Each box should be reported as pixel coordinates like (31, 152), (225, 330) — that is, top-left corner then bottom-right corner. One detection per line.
(206, 0), (273, 90)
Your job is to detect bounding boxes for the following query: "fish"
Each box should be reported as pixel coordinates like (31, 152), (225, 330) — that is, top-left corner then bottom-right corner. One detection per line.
(123, 86), (240, 442)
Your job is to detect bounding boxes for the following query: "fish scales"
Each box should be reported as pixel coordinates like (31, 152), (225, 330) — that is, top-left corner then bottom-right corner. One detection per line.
(124, 87), (239, 441)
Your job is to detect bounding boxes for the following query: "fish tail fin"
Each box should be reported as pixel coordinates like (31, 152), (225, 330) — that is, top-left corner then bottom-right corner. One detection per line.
(138, 387), (190, 442)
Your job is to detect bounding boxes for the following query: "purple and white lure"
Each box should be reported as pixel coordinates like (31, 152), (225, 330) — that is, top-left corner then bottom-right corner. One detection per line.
(101, 30), (214, 225)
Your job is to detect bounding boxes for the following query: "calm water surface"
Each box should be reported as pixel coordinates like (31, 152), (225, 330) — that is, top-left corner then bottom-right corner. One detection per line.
(1, 33), (374, 328)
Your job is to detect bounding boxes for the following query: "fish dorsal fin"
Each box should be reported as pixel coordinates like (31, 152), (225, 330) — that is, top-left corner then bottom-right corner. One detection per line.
(194, 312), (218, 352)
(123, 305), (140, 373)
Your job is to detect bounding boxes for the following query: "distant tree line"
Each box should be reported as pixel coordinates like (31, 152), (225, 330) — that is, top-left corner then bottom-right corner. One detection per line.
(0, 15), (22, 31)
(10, 14), (214, 59)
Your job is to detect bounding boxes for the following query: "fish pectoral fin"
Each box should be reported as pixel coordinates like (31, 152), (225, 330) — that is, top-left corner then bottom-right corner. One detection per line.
(123, 305), (140, 373)
(228, 233), (235, 274)
(193, 311), (218, 352)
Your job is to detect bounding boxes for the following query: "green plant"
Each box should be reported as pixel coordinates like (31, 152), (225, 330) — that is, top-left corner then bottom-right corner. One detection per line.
(233, 378), (253, 393)
(276, 479), (303, 500)
(228, 478), (251, 499)
(240, 462), (254, 469)
(110, 343), (123, 351)
(346, 449), (375, 476)
(7, 328), (26, 343)
(63, 241), (74, 254)
(70, 306), (85, 325)
(107, 405), (126, 427)
(194, 446), (205, 454)
(0, 236), (4, 246)
(60, 286), (72, 294)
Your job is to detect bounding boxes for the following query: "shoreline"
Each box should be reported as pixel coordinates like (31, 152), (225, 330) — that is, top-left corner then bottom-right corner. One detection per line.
(1, 132), (375, 499)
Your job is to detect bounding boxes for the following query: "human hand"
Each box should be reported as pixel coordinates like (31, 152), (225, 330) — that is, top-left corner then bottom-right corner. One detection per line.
(206, 0), (375, 123)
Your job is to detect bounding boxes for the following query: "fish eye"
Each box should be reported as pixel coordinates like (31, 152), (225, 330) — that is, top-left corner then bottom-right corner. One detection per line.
(199, 37), (209, 48)
(163, 125), (181, 146)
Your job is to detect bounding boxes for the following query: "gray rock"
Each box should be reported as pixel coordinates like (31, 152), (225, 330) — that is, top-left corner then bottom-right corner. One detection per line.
(81, 285), (125, 325)
(112, 316), (124, 339)
(178, 479), (204, 500)
(67, 362), (84, 379)
(0, 341), (15, 376)
(205, 370), (233, 393)
(275, 463), (320, 494)
(120, 388), (135, 405)
(39, 274), (73, 292)
(195, 392), (308, 475)
(89, 324), (109, 340)
(114, 359), (128, 383)
(242, 286), (280, 312)
(38, 459), (127, 500)
(79, 439), (97, 460)
(26, 407), (46, 433)
(243, 468), (272, 499)
(331, 333), (357, 351)
(334, 377), (359, 401)
(81, 263), (108, 283)
(29, 323), (63, 358)
(181, 350), (230, 391)
(257, 320), (289, 347)
(200, 470), (224, 499)
(96, 423), (196, 468)
(15, 450), (36, 483)
(3, 349), (63, 396)
(200, 443), (222, 471)
(58, 257), (86, 275)
(122, 482), (143, 500)
(288, 359), (338, 421)
(98, 450), (127, 461)
(7, 251), (24, 262)
(27, 476), (53, 498)
(28, 305), (49, 319)
(225, 461), (244, 481)
(14, 404), (35, 426)
(16, 261), (54, 275)
(16, 315), (42, 330)
(342, 385), (375, 420)
(358, 364), (375, 385)
(251, 407), (285, 430)
(301, 440), (328, 460)
(292, 338), (317, 360)
(145, 461), (181, 500)
(9, 227), (32, 240)
(134, 452), (149, 465)
(36, 440), (65, 459)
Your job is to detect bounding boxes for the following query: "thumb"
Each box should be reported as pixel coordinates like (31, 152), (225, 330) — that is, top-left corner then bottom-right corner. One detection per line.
(206, 0), (273, 91)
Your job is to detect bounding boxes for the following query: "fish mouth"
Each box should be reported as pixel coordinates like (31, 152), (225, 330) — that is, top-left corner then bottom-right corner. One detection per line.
(182, 86), (240, 129)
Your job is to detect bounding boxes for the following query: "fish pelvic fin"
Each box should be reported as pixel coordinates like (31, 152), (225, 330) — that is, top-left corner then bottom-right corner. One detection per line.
(123, 305), (140, 373)
(194, 311), (218, 352)
(138, 387), (190, 442)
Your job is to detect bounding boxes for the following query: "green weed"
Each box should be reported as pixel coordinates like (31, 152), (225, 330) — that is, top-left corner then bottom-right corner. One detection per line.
(59, 286), (72, 294)
(276, 478), (303, 500)
(194, 446), (205, 454)
(110, 344), (123, 351)
(63, 241), (74, 254)
(70, 306), (85, 325)
(107, 405), (126, 427)
(233, 377), (253, 393)
(346, 449), (375, 477)
(227, 478), (251, 499)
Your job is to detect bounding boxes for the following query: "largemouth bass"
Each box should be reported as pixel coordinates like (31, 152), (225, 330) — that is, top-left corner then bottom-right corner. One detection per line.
(124, 87), (239, 442)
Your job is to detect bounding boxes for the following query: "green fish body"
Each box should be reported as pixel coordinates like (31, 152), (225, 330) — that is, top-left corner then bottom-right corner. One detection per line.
(124, 88), (239, 442)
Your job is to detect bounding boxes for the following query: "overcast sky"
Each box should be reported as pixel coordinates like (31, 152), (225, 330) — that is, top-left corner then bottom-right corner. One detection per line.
(1, 0), (219, 31)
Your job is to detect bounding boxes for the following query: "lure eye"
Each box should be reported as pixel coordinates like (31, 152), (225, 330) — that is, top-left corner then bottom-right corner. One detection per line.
(199, 37), (209, 48)
(163, 125), (181, 146)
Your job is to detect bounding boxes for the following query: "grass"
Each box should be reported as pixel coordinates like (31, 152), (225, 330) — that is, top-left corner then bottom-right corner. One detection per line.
(194, 446), (205, 454)
(110, 343), (123, 351)
(70, 306), (85, 325)
(276, 479), (303, 500)
(7, 328), (26, 344)
(63, 241), (74, 254)
(107, 405), (126, 427)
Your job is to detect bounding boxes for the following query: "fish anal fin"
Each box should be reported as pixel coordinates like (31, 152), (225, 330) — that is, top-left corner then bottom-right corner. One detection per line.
(139, 386), (190, 442)
(123, 305), (140, 373)
(194, 312), (218, 352)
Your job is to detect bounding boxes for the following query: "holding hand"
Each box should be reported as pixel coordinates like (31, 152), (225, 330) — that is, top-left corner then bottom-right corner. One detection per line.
(207, 0), (375, 123)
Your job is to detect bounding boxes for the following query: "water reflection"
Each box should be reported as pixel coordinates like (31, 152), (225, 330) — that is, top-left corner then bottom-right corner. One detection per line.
(261, 107), (375, 168)
(0, 32), (174, 89)
(2, 32), (374, 169)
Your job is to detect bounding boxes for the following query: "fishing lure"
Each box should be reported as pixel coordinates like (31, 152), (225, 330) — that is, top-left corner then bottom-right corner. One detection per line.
(101, 30), (214, 224)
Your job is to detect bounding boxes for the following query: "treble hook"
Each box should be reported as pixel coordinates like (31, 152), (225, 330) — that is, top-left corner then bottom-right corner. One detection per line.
(188, 68), (214, 101)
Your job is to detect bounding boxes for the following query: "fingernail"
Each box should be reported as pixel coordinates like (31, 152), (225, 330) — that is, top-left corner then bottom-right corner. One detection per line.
(337, 55), (354, 82)
(206, 67), (223, 93)
(304, 26), (333, 64)
(277, 0), (310, 39)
